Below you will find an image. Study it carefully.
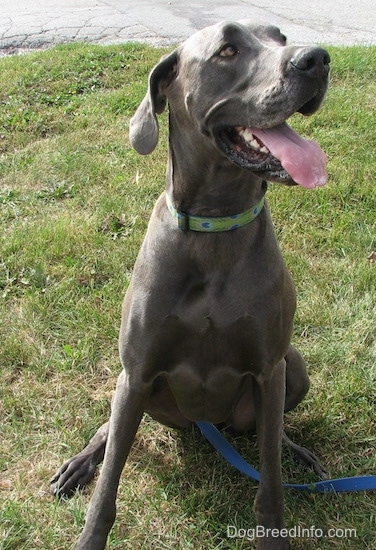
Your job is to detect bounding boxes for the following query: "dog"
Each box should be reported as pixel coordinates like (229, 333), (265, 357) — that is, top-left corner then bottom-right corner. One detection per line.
(51, 20), (330, 549)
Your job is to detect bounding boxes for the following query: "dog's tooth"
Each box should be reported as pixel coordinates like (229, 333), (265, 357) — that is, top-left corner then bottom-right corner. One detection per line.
(241, 128), (269, 154)
(243, 128), (254, 142)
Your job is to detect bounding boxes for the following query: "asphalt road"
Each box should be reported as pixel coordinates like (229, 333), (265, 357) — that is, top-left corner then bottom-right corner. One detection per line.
(0, 0), (375, 56)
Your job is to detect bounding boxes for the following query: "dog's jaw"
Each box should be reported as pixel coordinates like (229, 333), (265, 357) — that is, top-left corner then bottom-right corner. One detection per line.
(215, 121), (328, 188)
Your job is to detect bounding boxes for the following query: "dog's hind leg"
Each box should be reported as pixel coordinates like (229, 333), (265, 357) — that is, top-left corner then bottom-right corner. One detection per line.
(283, 346), (327, 478)
(284, 345), (310, 412)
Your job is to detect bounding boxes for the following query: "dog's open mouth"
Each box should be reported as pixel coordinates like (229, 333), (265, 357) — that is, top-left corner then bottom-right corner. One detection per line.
(217, 123), (327, 188)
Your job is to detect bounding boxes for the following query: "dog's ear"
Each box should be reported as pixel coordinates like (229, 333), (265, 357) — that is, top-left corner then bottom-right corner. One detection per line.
(129, 50), (178, 155)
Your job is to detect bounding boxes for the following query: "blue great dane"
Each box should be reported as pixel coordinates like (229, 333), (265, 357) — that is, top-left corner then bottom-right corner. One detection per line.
(51, 20), (330, 549)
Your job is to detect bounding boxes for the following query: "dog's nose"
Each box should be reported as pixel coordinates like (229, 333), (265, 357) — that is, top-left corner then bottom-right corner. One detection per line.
(290, 47), (330, 78)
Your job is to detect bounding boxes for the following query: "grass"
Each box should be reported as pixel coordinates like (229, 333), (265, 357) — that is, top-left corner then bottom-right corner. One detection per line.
(0, 42), (375, 550)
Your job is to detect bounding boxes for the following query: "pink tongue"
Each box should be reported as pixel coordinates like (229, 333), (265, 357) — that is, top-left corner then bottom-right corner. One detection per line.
(250, 123), (327, 188)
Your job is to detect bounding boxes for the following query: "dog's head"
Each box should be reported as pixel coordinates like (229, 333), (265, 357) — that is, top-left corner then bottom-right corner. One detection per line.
(130, 21), (330, 188)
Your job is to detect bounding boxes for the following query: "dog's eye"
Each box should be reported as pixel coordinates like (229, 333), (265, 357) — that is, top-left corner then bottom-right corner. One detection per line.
(219, 44), (239, 57)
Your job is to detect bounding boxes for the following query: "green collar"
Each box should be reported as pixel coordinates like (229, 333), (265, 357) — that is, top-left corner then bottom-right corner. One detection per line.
(166, 193), (265, 232)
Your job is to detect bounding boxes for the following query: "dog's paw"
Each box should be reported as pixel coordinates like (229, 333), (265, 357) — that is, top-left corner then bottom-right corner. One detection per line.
(50, 452), (97, 498)
(283, 433), (328, 480)
(292, 445), (328, 480)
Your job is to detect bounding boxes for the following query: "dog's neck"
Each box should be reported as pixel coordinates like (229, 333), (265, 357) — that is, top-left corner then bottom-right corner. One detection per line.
(165, 115), (267, 218)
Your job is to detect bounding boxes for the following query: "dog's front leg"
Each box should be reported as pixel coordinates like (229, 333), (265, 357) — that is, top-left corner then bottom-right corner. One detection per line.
(75, 369), (148, 550)
(253, 359), (290, 550)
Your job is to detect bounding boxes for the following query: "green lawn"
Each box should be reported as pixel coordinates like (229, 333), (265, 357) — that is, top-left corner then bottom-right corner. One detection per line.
(0, 43), (375, 549)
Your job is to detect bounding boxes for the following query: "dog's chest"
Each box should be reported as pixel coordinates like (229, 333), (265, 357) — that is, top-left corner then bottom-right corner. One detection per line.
(160, 278), (268, 376)
(172, 269), (254, 332)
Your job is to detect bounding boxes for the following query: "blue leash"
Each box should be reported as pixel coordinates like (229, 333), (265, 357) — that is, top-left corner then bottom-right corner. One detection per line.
(196, 421), (376, 493)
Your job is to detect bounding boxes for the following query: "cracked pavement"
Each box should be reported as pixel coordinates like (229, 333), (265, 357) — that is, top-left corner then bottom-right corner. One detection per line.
(0, 0), (375, 56)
